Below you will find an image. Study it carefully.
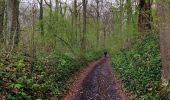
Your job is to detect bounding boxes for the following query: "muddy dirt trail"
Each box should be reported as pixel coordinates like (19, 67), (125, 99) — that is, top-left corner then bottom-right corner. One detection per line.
(63, 57), (129, 100)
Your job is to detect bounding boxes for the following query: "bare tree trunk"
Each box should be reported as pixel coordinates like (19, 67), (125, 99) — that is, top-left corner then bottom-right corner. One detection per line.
(81, 0), (87, 51)
(6, 0), (20, 46)
(44, 0), (52, 29)
(158, 0), (170, 86)
(4, 0), (20, 57)
(0, 0), (5, 40)
(38, 0), (44, 36)
(120, 0), (124, 34)
(32, 1), (36, 59)
(124, 0), (132, 47)
(70, 11), (75, 45)
(71, 11), (74, 35)
(59, 1), (67, 17)
(138, 0), (152, 33)
(74, 0), (78, 42)
(14, 0), (20, 44)
(103, 27), (106, 48)
(55, 0), (59, 21)
(126, 0), (132, 24)
(78, 12), (82, 47)
(55, 0), (59, 13)
(49, 0), (52, 20)
(96, 0), (100, 48)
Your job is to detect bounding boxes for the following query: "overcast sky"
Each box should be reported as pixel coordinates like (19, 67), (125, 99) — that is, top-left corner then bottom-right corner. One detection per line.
(21, 0), (116, 5)
(20, 0), (117, 9)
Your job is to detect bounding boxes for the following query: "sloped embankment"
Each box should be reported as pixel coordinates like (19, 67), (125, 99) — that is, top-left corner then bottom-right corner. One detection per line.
(112, 34), (161, 99)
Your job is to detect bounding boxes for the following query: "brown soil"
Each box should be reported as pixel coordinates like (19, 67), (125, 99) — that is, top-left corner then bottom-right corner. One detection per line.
(62, 57), (129, 100)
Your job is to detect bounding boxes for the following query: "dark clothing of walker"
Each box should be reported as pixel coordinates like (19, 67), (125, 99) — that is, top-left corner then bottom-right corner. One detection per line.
(104, 52), (107, 57)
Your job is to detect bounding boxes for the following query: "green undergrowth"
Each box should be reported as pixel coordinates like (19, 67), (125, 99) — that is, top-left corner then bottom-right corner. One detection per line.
(0, 51), (102, 100)
(112, 33), (161, 99)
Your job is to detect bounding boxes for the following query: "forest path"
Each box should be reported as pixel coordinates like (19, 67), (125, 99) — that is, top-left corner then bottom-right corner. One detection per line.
(62, 57), (129, 100)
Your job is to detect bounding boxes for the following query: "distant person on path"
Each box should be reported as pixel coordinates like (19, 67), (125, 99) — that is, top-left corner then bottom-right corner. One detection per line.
(104, 51), (107, 57)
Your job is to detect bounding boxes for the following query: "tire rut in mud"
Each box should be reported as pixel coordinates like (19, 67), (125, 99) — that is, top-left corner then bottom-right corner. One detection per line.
(63, 58), (128, 100)
(75, 59), (122, 100)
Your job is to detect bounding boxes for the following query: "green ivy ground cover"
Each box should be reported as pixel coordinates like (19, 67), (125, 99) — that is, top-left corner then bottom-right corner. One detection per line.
(112, 34), (162, 99)
(0, 51), (102, 100)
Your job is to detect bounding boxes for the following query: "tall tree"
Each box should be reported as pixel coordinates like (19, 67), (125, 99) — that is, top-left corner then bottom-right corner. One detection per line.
(55, 0), (59, 14)
(37, 0), (44, 36)
(96, 0), (100, 47)
(124, 0), (132, 47)
(44, 0), (52, 20)
(81, 0), (87, 51)
(74, 0), (78, 41)
(120, 0), (125, 34)
(138, 0), (152, 33)
(158, 0), (170, 86)
(126, 0), (132, 24)
(59, 1), (67, 17)
(31, 0), (36, 59)
(0, 0), (5, 40)
(6, 0), (20, 46)
(44, 0), (52, 29)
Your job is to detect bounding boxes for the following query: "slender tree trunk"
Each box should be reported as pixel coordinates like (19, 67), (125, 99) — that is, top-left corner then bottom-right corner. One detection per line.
(0, 0), (5, 40)
(81, 0), (87, 51)
(32, 1), (36, 59)
(59, 2), (67, 17)
(138, 0), (152, 33)
(55, 0), (59, 20)
(38, 0), (44, 36)
(44, 0), (52, 29)
(125, 0), (132, 47)
(96, 0), (100, 48)
(78, 12), (82, 47)
(59, 2), (62, 16)
(6, 0), (20, 46)
(4, 0), (20, 57)
(74, 0), (78, 42)
(14, 0), (20, 44)
(103, 27), (106, 48)
(120, 0), (124, 34)
(55, 0), (59, 13)
(71, 12), (75, 45)
(49, 0), (52, 20)
(127, 0), (132, 24)
(158, 0), (170, 86)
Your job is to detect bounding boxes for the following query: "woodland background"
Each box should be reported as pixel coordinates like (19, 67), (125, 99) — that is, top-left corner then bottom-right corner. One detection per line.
(0, 0), (170, 99)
